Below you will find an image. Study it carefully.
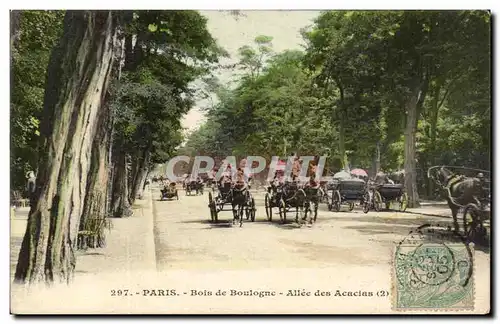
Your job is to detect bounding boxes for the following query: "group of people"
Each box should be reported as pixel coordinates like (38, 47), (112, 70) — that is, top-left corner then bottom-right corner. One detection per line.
(217, 165), (251, 190)
(269, 155), (321, 190)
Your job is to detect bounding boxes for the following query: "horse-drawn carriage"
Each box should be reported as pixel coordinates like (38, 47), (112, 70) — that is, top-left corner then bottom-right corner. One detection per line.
(363, 181), (408, 213)
(326, 177), (366, 212)
(185, 180), (204, 196)
(428, 165), (491, 242)
(265, 177), (320, 225)
(160, 183), (179, 201)
(208, 182), (256, 227)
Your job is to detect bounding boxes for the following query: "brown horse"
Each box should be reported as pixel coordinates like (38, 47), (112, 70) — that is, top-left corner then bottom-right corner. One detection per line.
(435, 167), (485, 232)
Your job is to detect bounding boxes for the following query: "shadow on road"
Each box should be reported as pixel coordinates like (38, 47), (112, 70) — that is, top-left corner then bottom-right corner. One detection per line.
(253, 217), (310, 230)
(336, 215), (490, 253)
(179, 218), (247, 229)
(179, 219), (213, 224)
(207, 219), (239, 228)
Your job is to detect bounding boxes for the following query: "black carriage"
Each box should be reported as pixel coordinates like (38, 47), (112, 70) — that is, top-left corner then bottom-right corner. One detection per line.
(462, 195), (490, 242)
(160, 183), (179, 201)
(328, 178), (366, 212)
(363, 183), (408, 213)
(185, 180), (204, 196)
(207, 182), (256, 226)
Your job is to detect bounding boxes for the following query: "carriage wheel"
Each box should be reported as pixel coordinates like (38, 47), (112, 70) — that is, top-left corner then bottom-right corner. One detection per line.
(398, 193), (408, 212)
(176, 191), (179, 200)
(279, 198), (287, 224)
(250, 198), (256, 222)
(265, 193), (272, 221)
(322, 190), (328, 204)
(348, 202), (355, 212)
(373, 191), (383, 212)
(462, 203), (487, 241)
(332, 191), (341, 212)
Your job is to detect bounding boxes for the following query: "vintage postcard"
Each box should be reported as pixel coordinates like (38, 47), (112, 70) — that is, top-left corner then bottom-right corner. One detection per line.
(9, 8), (491, 315)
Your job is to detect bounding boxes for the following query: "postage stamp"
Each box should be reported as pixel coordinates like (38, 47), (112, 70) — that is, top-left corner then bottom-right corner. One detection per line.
(392, 225), (475, 311)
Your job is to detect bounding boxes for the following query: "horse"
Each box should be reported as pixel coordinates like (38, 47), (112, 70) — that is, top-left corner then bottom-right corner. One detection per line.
(231, 183), (248, 227)
(435, 167), (485, 232)
(303, 184), (323, 224)
(279, 181), (307, 224)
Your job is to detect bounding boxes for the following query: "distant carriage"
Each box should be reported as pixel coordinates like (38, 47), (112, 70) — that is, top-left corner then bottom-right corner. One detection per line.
(363, 182), (408, 213)
(327, 178), (366, 212)
(160, 183), (179, 201)
(185, 180), (204, 196)
(207, 182), (256, 227)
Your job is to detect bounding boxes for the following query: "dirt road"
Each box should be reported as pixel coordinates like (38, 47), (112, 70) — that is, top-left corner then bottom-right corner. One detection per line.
(152, 185), (490, 313)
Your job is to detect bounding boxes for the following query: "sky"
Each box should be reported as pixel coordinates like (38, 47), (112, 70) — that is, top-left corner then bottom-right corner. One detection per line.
(180, 10), (320, 133)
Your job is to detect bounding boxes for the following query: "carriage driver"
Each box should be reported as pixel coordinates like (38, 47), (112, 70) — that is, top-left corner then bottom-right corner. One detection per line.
(290, 154), (302, 183)
(218, 164), (233, 188)
(272, 169), (285, 186)
(233, 168), (248, 190)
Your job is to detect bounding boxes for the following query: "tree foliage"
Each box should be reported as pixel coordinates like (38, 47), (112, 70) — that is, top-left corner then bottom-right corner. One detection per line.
(11, 10), (65, 192)
(182, 11), (491, 199)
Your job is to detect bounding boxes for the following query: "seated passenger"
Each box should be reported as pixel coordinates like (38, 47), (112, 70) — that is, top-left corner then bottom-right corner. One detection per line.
(375, 170), (394, 185)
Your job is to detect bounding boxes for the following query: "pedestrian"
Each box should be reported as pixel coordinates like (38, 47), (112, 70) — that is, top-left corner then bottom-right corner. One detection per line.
(25, 171), (36, 207)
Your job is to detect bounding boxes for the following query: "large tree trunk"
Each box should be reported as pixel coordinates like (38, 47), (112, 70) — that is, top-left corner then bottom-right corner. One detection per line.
(14, 11), (116, 285)
(404, 82), (423, 208)
(78, 99), (112, 250)
(111, 149), (133, 217)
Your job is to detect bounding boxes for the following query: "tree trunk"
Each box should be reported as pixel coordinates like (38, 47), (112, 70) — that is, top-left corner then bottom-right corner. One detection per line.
(129, 149), (151, 204)
(78, 99), (112, 250)
(14, 11), (116, 285)
(10, 10), (21, 49)
(404, 82), (422, 208)
(334, 79), (348, 172)
(111, 149), (133, 217)
(338, 115), (348, 171)
(128, 153), (139, 198)
(427, 81), (442, 198)
(372, 141), (381, 177)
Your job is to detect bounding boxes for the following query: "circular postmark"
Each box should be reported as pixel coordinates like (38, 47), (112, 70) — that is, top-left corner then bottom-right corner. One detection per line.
(409, 243), (455, 286)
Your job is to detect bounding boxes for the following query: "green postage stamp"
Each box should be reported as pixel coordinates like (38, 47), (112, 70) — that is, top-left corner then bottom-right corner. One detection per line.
(392, 227), (474, 311)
